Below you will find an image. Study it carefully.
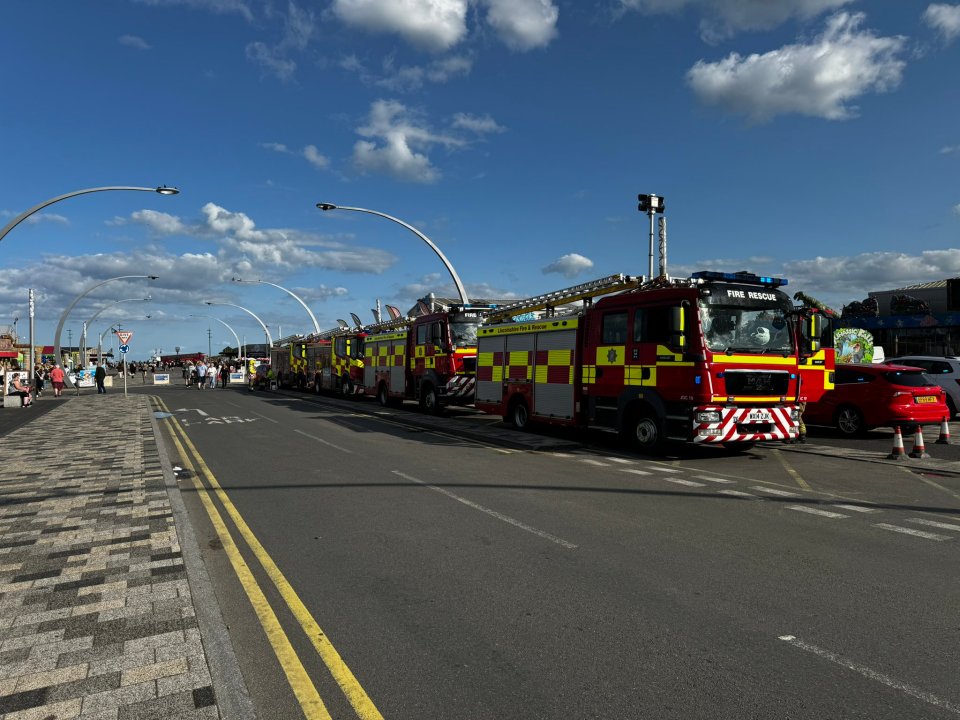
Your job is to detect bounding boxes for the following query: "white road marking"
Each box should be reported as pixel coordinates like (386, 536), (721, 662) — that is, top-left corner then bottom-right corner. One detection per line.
(666, 478), (706, 488)
(907, 518), (960, 532)
(787, 505), (848, 519)
(619, 468), (651, 477)
(834, 504), (880, 514)
(718, 489), (757, 499)
(293, 429), (353, 454)
(873, 523), (951, 541)
(646, 465), (681, 474)
(695, 475), (734, 484)
(602, 457), (636, 464)
(578, 459), (611, 467)
(392, 471), (577, 549)
(245, 409), (279, 424)
(751, 486), (799, 497)
(778, 635), (960, 716)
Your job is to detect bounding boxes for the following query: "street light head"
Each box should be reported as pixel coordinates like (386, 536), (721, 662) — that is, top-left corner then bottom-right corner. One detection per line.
(148, 275), (159, 280)
(316, 202), (338, 211)
(156, 186), (180, 196)
(205, 301), (214, 306)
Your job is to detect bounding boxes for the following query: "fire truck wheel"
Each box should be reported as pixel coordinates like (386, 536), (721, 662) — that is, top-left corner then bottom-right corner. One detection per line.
(507, 398), (530, 430)
(377, 384), (389, 407)
(623, 410), (662, 453)
(420, 383), (442, 415)
(835, 405), (866, 436)
(340, 375), (352, 397)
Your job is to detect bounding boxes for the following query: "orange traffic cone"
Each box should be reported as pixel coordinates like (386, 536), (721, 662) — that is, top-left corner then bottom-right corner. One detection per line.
(887, 426), (906, 460)
(936, 418), (951, 445)
(909, 426), (930, 459)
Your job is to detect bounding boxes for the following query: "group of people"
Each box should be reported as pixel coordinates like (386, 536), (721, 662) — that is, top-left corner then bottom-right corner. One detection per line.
(181, 360), (233, 389)
(3, 360), (69, 407)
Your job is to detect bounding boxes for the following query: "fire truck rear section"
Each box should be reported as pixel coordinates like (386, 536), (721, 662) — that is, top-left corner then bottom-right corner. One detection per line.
(475, 271), (824, 450)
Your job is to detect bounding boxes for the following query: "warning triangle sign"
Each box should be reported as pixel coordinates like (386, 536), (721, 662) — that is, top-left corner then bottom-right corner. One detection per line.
(116, 331), (134, 344)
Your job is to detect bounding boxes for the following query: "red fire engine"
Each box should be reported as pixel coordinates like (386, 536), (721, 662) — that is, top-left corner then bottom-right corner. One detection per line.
(474, 271), (826, 451)
(361, 302), (487, 412)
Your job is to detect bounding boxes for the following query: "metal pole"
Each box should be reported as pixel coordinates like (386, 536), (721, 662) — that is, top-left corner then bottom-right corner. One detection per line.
(232, 278), (321, 335)
(658, 216), (667, 277)
(316, 203), (470, 305)
(648, 208), (655, 280)
(28, 290), (35, 394)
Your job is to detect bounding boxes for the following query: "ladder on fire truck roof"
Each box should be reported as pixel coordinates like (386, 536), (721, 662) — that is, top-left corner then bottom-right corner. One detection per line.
(481, 273), (642, 323)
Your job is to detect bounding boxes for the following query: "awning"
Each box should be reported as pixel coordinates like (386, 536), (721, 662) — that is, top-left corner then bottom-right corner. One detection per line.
(0, 351), (19, 358)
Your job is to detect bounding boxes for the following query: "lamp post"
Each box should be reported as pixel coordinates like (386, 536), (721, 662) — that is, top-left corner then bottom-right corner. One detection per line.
(316, 202), (470, 306)
(54, 275), (159, 386)
(189, 315), (242, 361)
(0, 185), (179, 245)
(231, 277), (321, 336)
(85, 297), (151, 364)
(204, 301), (272, 353)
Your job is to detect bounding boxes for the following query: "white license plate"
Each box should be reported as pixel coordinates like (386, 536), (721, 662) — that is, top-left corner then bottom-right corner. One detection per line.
(746, 411), (772, 422)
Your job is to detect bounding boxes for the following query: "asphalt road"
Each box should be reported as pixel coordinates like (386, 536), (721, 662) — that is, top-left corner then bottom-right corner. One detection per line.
(150, 384), (960, 719)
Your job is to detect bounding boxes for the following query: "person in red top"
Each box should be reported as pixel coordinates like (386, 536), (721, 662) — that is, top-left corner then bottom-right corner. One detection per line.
(49, 362), (66, 397)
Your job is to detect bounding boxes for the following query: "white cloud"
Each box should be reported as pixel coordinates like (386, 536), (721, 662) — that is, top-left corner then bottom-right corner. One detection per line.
(686, 12), (907, 122)
(452, 112), (505, 134)
(352, 99), (465, 183)
(303, 145), (330, 169)
(131, 0), (254, 23)
(542, 253), (594, 278)
(261, 142), (291, 153)
(617, 0), (852, 41)
(246, 42), (297, 81)
(482, 0), (559, 50)
(342, 53), (473, 92)
(119, 35), (152, 50)
(130, 210), (187, 235)
(924, 4), (960, 42)
(331, 0), (468, 52)
(24, 212), (69, 226)
(953, 203), (960, 215)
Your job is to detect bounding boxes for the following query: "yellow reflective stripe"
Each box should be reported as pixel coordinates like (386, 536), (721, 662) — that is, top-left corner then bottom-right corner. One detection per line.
(508, 351), (529, 366)
(712, 354), (795, 366)
(478, 351), (495, 367)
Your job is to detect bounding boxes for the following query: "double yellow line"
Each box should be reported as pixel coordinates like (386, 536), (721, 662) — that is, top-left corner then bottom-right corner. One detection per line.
(154, 397), (383, 720)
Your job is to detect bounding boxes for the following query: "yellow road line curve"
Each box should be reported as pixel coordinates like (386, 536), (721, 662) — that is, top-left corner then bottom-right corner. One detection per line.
(157, 398), (384, 720)
(159, 404), (332, 720)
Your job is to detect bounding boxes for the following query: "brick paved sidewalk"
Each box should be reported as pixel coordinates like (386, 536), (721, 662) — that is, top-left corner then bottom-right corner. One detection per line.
(0, 395), (252, 720)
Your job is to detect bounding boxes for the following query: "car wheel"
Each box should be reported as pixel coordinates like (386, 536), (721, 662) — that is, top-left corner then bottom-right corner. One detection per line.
(947, 395), (958, 419)
(377, 383), (389, 407)
(420, 383), (440, 415)
(835, 405), (866, 436)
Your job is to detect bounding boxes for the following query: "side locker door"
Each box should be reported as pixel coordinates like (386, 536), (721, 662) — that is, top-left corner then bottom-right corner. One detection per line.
(533, 328), (577, 420)
(506, 333), (534, 409)
(475, 333), (505, 405)
(588, 310), (628, 427)
(390, 335), (405, 393)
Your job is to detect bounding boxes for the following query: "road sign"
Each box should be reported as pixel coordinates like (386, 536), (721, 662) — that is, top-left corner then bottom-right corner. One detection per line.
(116, 331), (134, 344)
(119, 344), (129, 354)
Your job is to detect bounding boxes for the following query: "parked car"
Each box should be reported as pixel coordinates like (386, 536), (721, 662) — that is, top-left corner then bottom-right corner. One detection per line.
(804, 363), (949, 436)
(885, 356), (960, 418)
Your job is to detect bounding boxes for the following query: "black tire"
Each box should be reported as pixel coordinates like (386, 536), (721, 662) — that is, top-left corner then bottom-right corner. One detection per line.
(947, 396), (957, 419)
(507, 398), (530, 430)
(622, 409), (663, 453)
(377, 383), (389, 407)
(835, 405), (866, 436)
(420, 383), (441, 415)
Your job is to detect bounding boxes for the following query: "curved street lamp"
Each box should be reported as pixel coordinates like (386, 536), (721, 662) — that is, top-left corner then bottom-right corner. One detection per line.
(0, 184), (176, 376)
(316, 202), (470, 305)
(54, 276), (159, 383)
(204, 301), (273, 350)
(190, 314), (243, 360)
(0, 186), (179, 245)
(231, 277), (321, 336)
(83, 297), (152, 364)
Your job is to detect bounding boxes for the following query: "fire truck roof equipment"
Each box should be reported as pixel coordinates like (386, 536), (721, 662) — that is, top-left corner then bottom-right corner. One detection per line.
(691, 270), (788, 287)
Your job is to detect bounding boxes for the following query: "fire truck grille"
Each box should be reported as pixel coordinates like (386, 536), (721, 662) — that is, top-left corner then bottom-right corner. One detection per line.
(724, 372), (790, 396)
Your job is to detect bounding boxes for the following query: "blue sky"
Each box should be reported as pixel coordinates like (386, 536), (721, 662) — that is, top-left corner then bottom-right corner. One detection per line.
(2, 0), (959, 361)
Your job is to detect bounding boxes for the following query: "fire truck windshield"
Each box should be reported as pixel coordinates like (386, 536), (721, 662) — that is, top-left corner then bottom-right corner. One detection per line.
(450, 320), (479, 348)
(701, 306), (793, 353)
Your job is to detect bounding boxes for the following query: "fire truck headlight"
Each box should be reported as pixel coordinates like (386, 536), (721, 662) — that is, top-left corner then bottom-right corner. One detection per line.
(696, 411), (721, 424)
(790, 409), (800, 420)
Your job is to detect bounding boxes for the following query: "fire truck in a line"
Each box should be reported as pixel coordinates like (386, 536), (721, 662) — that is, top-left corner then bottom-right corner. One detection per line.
(474, 270), (827, 451)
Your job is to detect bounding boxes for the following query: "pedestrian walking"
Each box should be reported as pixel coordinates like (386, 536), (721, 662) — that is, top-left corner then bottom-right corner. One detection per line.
(196, 361), (207, 389)
(34, 363), (45, 397)
(94, 360), (106, 394)
(182, 364), (189, 386)
(219, 364), (229, 388)
(49, 363), (65, 397)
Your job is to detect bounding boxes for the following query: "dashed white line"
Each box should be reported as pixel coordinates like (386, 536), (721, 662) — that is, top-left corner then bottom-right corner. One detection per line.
(602, 457), (636, 465)
(750, 486), (799, 497)
(873, 523), (951, 541)
(787, 505), (849, 519)
(391, 470), (578, 549)
(906, 517), (960, 533)
(834, 504), (880, 514)
(778, 634), (960, 716)
(718, 489), (757, 499)
(646, 465), (681, 474)
(695, 476), (734, 484)
(293, 429), (353, 454)
(619, 468), (651, 477)
(666, 478), (706, 488)
(578, 459), (611, 467)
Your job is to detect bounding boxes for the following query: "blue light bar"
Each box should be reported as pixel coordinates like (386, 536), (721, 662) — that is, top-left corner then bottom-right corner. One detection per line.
(691, 270), (788, 287)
